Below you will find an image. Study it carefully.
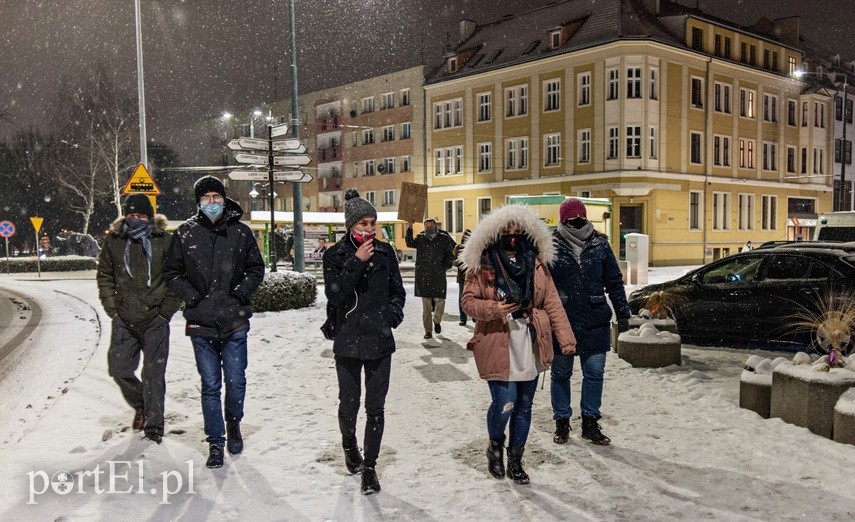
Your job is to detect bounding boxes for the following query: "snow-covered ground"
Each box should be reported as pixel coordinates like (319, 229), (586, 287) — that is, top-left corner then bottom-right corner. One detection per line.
(1, 266), (854, 520)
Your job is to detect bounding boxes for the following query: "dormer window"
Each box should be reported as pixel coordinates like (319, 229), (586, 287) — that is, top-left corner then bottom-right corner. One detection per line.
(550, 30), (561, 49)
(448, 57), (458, 73)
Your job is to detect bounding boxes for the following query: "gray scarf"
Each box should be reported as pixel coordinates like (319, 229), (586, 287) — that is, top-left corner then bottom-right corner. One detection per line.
(558, 221), (594, 263)
(123, 219), (153, 287)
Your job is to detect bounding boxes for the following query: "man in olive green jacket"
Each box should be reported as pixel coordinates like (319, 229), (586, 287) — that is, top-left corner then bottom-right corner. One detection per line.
(97, 194), (183, 443)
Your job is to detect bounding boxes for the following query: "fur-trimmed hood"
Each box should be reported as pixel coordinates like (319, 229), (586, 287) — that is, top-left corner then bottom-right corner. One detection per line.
(108, 214), (169, 237)
(459, 204), (554, 271)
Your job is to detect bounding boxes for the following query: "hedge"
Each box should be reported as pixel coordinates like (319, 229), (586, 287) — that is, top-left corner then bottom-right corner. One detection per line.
(250, 271), (317, 312)
(0, 256), (98, 273)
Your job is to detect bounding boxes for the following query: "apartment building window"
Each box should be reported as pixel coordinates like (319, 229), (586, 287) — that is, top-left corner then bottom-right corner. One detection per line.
(478, 92), (492, 122)
(402, 155), (412, 172)
(607, 68), (619, 100)
(607, 126), (619, 159)
(836, 96), (844, 121)
(691, 77), (704, 107)
(363, 128), (375, 145)
(381, 157), (395, 174)
(505, 137), (529, 169)
(362, 97), (375, 113)
(761, 195), (777, 230)
(365, 191), (376, 205)
(724, 36), (732, 59)
(626, 126), (641, 158)
(738, 194), (755, 230)
(763, 49), (771, 69)
(478, 142), (492, 172)
(750, 45), (757, 65)
(741, 42), (748, 63)
(691, 27), (703, 51)
(787, 100), (796, 126)
(802, 101), (808, 127)
(401, 89), (410, 106)
(689, 191), (702, 230)
(739, 138), (755, 169)
(714, 34), (722, 56)
(578, 72), (591, 106)
(544, 134), (561, 166)
(434, 99), (463, 129)
(835, 139), (852, 164)
(544, 79), (560, 111)
(787, 146), (796, 173)
(401, 122), (411, 139)
(762, 142), (777, 171)
(478, 197), (492, 221)
(550, 31), (561, 49)
(445, 199), (464, 234)
(713, 192), (730, 230)
(690, 132), (703, 164)
(813, 148), (824, 174)
(627, 67), (641, 99)
(788, 57), (796, 75)
(815, 102), (825, 128)
(382, 125), (395, 142)
(649, 66), (658, 100)
(740, 88), (755, 118)
(763, 94), (778, 122)
(435, 146), (463, 176)
(714, 135), (731, 166)
(714, 82), (731, 113)
(351, 132), (360, 147)
(772, 51), (778, 71)
(383, 190), (396, 207)
(381, 92), (394, 110)
(579, 129), (591, 163)
(364, 160), (375, 177)
(649, 126), (657, 159)
(801, 147), (808, 174)
(505, 84), (528, 117)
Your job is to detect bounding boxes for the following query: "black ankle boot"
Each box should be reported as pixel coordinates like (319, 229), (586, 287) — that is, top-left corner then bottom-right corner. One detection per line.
(553, 417), (571, 444)
(343, 444), (363, 474)
(227, 422), (243, 455)
(361, 467), (381, 495)
(506, 446), (529, 485)
(581, 416), (611, 446)
(485, 437), (505, 479)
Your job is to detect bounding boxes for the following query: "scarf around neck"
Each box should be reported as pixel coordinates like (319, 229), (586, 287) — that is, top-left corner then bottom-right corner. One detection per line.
(558, 221), (594, 262)
(123, 220), (153, 287)
(484, 235), (537, 310)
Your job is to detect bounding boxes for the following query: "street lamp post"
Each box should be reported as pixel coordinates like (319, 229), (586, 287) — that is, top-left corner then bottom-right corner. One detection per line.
(249, 108), (263, 138)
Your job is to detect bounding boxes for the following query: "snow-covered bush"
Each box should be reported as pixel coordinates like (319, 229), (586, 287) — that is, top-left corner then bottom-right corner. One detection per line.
(251, 271), (317, 312)
(2, 255), (98, 272)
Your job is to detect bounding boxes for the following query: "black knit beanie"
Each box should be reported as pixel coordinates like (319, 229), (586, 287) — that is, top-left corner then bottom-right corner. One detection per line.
(122, 193), (154, 219)
(194, 175), (227, 202)
(344, 188), (377, 229)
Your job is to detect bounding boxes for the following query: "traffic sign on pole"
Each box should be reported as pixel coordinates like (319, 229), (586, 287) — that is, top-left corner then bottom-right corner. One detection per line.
(30, 217), (44, 233)
(270, 123), (289, 137)
(0, 220), (15, 238)
(273, 155), (312, 167)
(229, 170), (313, 183)
(122, 163), (162, 195)
(234, 153), (269, 164)
(271, 139), (304, 152)
(237, 137), (270, 150)
(226, 140), (243, 151)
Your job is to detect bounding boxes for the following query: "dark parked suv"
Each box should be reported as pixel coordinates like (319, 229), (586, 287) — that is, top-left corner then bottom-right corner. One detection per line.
(628, 243), (855, 351)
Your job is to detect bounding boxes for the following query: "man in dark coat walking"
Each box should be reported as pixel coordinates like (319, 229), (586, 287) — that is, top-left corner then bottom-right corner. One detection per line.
(164, 175), (265, 469)
(405, 218), (455, 339)
(97, 193), (183, 443)
(549, 198), (630, 446)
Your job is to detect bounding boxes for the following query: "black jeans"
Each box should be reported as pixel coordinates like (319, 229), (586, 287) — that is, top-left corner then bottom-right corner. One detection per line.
(335, 354), (391, 469)
(108, 316), (169, 434)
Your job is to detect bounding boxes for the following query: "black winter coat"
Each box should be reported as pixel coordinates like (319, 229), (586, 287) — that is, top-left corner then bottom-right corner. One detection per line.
(551, 230), (630, 355)
(405, 227), (455, 299)
(164, 198), (265, 339)
(323, 236), (406, 360)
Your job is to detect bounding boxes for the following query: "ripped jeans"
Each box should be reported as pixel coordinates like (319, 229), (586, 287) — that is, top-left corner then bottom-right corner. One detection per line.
(486, 377), (539, 448)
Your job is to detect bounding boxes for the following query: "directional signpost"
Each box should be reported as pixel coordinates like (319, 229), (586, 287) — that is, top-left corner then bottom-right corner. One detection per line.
(0, 220), (14, 274)
(225, 124), (312, 272)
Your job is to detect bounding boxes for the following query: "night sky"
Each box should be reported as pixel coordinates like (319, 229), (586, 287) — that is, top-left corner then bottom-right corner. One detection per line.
(1, 0), (853, 165)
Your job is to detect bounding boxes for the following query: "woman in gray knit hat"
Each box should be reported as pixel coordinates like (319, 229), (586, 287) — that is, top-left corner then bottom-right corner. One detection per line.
(321, 188), (406, 495)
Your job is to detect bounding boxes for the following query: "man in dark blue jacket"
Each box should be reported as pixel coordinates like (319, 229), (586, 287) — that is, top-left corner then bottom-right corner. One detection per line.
(550, 198), (630, 446)
(164, 175), (265, 468)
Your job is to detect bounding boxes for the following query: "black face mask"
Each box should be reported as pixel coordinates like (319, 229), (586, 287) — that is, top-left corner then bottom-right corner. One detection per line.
(500, 233), (524, 251)
(565, 217), (587, 229)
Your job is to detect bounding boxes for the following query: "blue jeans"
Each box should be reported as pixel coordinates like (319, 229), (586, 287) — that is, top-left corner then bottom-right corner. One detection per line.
(550, 351), (606, 420)
(486, 377), (538, 448)
(191, 331), (248, 447)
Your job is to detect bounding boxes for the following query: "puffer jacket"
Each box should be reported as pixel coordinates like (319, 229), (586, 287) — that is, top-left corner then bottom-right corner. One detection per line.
(551, 229), (630, 355)
(459, 205), (576, 380)
(164, 198), (265, 339)
(405, 227), (456, 298)
(323, 235), (406, 360)
(97, 214), (183, 332)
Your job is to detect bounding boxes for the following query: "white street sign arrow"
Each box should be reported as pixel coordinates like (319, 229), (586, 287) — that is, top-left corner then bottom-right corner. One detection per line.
(229, 170), (314, 183)
(270, 123), (289, 137)
(273, 154), (311, 167)
(234, 153), (269, 164)
(227, 140), (243, 151)
(272, 139), (305, 152)
(237, 137), (270, 150)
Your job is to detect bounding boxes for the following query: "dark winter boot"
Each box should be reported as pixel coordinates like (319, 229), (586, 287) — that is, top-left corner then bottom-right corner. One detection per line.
(581, 416), (611, 446)
(485, 437), (506, 479)
(143, 429), (162, 444)
(206, 444), (224, 469)
(132, 409), (145, 431)
(343, 443), (364, 474)
(506, 446), (530, 485)
(360, 467), (381, 495)
(553, 417), (571, 444)
(227, 422), (243, 455)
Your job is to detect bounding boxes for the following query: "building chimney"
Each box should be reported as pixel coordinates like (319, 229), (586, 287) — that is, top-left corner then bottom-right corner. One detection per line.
(459, 19), (477, 43)
(640, 0), (662, 15)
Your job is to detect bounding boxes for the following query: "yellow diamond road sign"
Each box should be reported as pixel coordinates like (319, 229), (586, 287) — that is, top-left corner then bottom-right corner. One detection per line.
(122, 163), (161, 196)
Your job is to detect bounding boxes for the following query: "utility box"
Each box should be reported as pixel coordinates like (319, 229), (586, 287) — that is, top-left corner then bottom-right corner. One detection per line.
(625, 233), (649, 285)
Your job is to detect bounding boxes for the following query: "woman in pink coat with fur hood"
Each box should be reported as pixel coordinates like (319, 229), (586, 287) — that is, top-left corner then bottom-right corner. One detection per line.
(460, 204), (576, 485)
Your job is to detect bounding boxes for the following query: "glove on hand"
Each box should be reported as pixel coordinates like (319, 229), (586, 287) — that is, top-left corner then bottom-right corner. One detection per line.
(617, 318), (630, 333)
